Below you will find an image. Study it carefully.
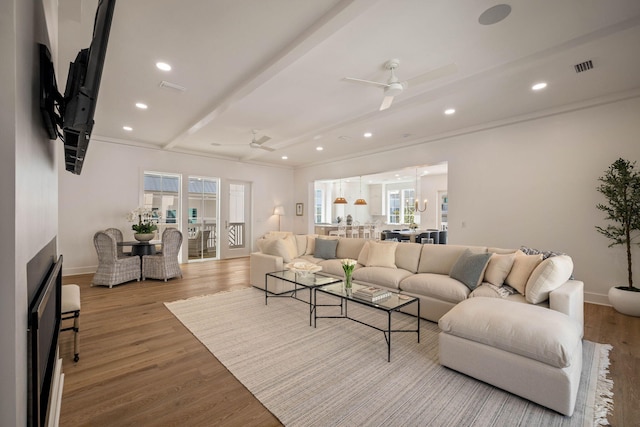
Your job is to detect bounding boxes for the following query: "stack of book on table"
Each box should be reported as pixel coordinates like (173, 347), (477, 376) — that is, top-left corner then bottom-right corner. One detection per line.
(353, 286), (391, 302)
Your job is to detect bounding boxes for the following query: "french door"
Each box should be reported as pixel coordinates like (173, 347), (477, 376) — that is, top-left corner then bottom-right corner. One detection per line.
(187, 176), (219, 261)
(220, 180), (252, 258)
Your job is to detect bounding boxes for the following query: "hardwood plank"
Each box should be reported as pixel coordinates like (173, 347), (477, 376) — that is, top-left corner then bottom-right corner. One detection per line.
(60, 257), (281, 427)
(59, 258), (639, 426)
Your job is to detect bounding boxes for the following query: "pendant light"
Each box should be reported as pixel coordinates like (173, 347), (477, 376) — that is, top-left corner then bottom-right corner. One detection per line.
(334, 178), (348, 204)
(414, 169), (428, 212)
(354, 176), (367, 205)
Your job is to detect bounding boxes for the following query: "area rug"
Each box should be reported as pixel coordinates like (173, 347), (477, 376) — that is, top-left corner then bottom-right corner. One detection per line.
(165, 288), (613, 427)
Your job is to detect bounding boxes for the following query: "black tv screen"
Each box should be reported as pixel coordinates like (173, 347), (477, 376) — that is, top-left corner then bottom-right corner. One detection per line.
(61, 0), (116, 175)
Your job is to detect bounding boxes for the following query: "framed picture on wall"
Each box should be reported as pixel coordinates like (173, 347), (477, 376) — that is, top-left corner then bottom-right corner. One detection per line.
(296, 203), (304, 216)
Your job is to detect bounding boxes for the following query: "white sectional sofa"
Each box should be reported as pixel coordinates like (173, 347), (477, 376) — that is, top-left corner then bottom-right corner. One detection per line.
(249, 233), (584, 327)
(250, 232), (586, 415)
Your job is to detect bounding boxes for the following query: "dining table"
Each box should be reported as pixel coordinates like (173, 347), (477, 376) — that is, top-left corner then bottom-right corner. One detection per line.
(118, 240), (163, 256)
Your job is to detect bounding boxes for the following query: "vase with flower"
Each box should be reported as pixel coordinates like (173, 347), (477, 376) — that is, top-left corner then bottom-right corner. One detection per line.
(127, 207), (160, 241)
(341, 258), (356, 296)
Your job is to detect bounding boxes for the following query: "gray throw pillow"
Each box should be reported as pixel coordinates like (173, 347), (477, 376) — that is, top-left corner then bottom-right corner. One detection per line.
(314, 238), (338, 259)
(449, 249), (492, 290)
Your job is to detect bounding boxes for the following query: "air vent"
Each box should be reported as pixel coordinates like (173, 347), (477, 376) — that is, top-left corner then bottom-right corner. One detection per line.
(574, 60), (593, 73)
(159, 81), (187, 92)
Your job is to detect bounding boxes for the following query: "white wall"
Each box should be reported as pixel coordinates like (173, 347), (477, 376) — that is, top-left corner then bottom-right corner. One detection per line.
(1, 1), (60, 424)
(293, 95), (640, 304)
(418, 173), (448, 229)
(59, 141), (294, 274)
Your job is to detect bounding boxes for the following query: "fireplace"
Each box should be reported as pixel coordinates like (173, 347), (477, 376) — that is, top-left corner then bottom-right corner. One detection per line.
(27, 238), (63, 427)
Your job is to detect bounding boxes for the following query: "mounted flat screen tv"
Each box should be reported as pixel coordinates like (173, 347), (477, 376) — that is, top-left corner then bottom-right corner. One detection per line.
(39, 0), (116, 175)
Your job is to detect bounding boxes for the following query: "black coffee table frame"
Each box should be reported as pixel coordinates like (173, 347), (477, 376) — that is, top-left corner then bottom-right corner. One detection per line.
(264, 270), (342, 326)
(314, 283), (420, 362)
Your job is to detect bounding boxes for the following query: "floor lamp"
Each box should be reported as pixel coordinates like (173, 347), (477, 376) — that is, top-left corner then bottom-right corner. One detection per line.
(274, 205), (285, 231)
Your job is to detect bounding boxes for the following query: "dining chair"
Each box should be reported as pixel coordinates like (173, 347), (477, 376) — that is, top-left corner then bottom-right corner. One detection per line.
(348, 221), (360, 238)
(142, 228), (183, 281)
(361, 223), (372, 239)
(92, 231), (141, 288)
(104, 227), (130, 258)
(329, 222), (347, 238)
(188, 229), (210, 257)
(382, 231), (401, 242)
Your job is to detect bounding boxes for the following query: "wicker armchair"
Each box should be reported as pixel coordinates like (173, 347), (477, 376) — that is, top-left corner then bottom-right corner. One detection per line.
(142, 228), (183, 281)
(104, 227), (131, 258)
(92, 231), (141, 288)
(188, 229), (210, 257)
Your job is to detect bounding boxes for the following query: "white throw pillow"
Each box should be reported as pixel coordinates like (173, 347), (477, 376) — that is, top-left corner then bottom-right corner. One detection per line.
(282, 234), (298, 260)
(261, 238), (293, 263)
(484, 252), (516, 287)
(357, 241), (371, 266)
(304, 234), (318, 255)
(526, 255), (574, 304)
(366, 241), (398, 268)
(504, 250), (543, 295)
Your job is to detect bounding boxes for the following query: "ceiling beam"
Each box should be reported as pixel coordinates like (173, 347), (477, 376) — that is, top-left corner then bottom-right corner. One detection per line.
(163, 0), (380, 150)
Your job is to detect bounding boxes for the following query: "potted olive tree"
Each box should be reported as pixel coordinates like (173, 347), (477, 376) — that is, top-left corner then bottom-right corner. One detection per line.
(596, 158), (640, 316)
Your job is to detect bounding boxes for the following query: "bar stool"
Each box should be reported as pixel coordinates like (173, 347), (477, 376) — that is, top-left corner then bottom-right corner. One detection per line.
(61, 284), (81, 362)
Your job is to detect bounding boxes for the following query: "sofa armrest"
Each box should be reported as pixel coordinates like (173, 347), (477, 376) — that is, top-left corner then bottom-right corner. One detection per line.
(250, 252), (284, 289)
(548, 280), (584, 336)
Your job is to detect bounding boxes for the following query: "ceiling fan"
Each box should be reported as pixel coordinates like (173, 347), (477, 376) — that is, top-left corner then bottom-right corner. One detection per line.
(249, 130), (274, 151)
(344, 59), (457, 111)
(210, 130), (274, 151)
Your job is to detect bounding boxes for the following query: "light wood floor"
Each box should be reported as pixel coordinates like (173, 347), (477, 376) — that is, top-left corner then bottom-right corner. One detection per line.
(59, 258), (639, 426)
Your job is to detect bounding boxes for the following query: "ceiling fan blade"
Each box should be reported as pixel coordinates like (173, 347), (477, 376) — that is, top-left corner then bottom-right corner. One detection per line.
(255, 135), (271, 145)
(344, 77), (389, 88)
(405, 63), (458, 87)
(379, 95), (394, 111)
(258, 145), (275, 152)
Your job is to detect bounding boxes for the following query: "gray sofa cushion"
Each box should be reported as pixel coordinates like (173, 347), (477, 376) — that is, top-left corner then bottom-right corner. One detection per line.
(418, 244), (487, 275)
(449, 249), (492, 290)
(315, 238), (338, 259)
(400, 273), (471, 303)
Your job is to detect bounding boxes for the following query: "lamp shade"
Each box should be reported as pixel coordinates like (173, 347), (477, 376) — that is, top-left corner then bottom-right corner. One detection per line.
(354, 198), (367, 205)
(333, 197), (348, 204)
(273, 205), (285, 215)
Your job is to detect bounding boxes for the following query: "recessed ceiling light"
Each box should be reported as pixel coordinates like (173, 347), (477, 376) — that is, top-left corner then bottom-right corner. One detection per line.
(281, 155), (288, 160)
(135, 102), (148, 109)
(532, 82), (547, 91)
(316, 146), (323, 151)
(363, 132), (373, 138)
(156, 62), (171, 71)
(444, 108), (456, 115)
(123, 126), (133, 131)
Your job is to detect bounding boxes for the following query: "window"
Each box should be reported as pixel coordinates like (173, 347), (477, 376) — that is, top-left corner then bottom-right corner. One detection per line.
(388, 191), (400, 223)
(387, 188), (416, 224)
(315, 189), (323, 223)
(143, 172), (181, 236)
(403, 189), (415, 224)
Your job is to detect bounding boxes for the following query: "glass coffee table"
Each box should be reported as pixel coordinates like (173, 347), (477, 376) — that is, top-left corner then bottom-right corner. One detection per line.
(314, 282), (420, 362)
(264, 270), (342, 326)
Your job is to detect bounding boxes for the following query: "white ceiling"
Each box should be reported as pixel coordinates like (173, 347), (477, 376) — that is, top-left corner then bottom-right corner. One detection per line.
(57, 0), (640, 168)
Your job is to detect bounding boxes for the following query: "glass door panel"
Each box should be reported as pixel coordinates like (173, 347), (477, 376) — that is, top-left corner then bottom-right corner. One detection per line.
(187, 176), (219, 261)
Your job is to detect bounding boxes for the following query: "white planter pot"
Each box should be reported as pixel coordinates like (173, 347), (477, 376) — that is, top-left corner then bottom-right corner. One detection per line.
(608, 286), (640, 317)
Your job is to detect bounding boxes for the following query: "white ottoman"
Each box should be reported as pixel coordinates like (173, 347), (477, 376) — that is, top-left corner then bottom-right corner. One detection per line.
(438, 297), (583, 416)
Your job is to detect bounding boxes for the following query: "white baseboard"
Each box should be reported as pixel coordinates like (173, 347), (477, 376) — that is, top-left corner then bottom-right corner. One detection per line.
(63, 266), (97, 276)
(584, 292), (610, 306)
